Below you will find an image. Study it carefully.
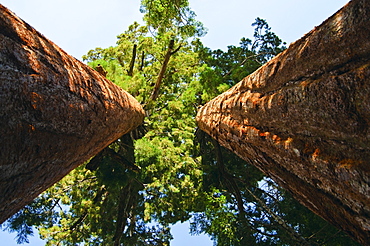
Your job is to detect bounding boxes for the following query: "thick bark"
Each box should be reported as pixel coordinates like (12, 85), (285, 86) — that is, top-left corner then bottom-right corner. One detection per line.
(0, 5), (144, 223)
(197, 0), (370, 244)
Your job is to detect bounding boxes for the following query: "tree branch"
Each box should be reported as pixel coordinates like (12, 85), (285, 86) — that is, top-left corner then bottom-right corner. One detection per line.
(148, 39), (181, 102)
(244, 183), (310, 246)
(139, 51), (145, 71)
(223, 52), (267, 78)
(113, 183), (132, 246)
(212, 139), (245, 214)
(127, 44), (137, 76)
(212, 139), (310, 246)
(70, 211), (88, 232)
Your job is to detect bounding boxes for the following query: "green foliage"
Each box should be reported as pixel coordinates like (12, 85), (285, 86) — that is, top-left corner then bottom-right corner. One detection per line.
(140, 0), (206, 38)
(251, 17), (286, 63)
(1, 196), (57, 244)
(191, 132), (360, 245)
(3, 2), (359, 245)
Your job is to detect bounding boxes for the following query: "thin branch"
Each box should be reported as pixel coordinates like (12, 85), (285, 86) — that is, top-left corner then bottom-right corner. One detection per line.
(306, 223), (329, 241)
(245, 184), (310, 246)
(252, 226), (279, 238)
(113, 184), (132, 246)
(223, 52), (267, 78)
(113, 182), (139, 246)
(171, 44), (182, 55)
(211, 139), (310, 245)
(70, 211), (88, 232)
(317, 228), (343, 246)
(49, 198), (61, 212)
(212, 139), (245, 214)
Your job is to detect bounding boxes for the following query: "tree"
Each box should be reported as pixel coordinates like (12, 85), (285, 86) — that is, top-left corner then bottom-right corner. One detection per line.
(140, 0), (206, 38)
(3, 0), (208, 244)
(196, 0), (370, 244)
(191, 130), (359, 246)
(2, 1), (361, 245)
(0, 3), (144, 225)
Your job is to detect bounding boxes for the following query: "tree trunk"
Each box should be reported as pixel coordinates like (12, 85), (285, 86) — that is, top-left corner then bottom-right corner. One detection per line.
(149, 39), (175, 102)
(127, 44), (137, 77)
(197, 0), (370, 244)
(0, 5), (144, 223)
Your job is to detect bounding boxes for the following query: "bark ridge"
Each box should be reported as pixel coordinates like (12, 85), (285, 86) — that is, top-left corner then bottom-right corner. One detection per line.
(0, 5), (144, 223)
(197, 0), (370, 244)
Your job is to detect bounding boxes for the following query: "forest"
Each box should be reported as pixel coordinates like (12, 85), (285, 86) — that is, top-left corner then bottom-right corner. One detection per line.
(1, 0), (362, 245)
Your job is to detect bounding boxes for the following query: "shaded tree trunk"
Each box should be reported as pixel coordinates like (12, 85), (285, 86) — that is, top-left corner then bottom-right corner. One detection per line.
(127, 44), (137, 76)
(197, 0), (370, 244)
(0, 5), (144, 223)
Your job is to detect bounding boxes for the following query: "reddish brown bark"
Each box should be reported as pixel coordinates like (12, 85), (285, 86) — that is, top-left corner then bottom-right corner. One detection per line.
(197, 0), (370, 244)
(0, 5), (144, 223)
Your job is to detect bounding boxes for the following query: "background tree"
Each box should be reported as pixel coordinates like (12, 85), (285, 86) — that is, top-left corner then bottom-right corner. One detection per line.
(191, 131), (359, 245)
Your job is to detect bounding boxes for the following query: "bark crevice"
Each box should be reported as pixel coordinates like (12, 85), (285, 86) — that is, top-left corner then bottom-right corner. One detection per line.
(0, 4), (145, 223)
(196, 0), (370, 244)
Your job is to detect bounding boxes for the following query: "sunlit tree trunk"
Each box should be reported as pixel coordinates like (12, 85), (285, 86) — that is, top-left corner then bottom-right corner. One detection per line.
(149, 39), (181, 102)
(197, 0), (370, 244)
(0, 5), (144, 223)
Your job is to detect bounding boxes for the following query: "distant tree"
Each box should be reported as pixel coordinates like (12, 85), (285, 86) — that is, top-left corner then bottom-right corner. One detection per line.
(191, 131), (360, 245)
(251, 17), (286, 63)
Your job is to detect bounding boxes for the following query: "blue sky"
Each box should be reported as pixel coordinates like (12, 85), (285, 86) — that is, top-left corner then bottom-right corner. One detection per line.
(1, 0), (349, 59)
(0, 0), (349, 245)
(0, 221), (213, 246)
